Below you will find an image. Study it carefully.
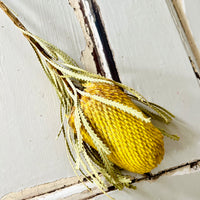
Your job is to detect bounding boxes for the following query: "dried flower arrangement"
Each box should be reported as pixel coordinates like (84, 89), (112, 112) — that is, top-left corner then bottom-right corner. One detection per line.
(0, 2), (179, 198)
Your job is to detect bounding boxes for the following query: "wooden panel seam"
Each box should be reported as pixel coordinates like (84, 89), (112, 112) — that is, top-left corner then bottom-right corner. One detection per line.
(68, 0), (121, 82)
(1, 0), (200, 199)
(166, 0), (200, 83)
(2, 159), (200, 199)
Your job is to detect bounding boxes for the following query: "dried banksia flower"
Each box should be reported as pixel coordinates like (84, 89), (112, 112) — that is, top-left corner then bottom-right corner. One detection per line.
(30, 35), (178, 190)
(69, 82), (164, 174)
(0, 2), (179, 196)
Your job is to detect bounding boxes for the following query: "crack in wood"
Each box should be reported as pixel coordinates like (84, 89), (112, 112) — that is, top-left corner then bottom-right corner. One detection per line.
(1, 1), (200, 199)
(166, 0), (200, 82)
(67, 159), (200, 200)
(69, 0), (121, 82)
(78, 0), (106, 77)
(3, 159), (199, 199)
(89, 0), (121, 82)
(189, 56), (200, 79)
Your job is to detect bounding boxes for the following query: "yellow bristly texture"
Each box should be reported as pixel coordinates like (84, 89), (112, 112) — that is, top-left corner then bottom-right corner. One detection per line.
(69, 82), (164, 174)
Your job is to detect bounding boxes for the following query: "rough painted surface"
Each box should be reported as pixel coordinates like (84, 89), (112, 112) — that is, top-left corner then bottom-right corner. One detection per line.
(96, 0), (200, 167)
(183, 0), (200, 75)
(0, 0), (85, 197)
(0, 0), (200, 199)
(95, 0), (200, 198)
(167, 0), (200, 78)
(96, 173), (200, 200)
(184, 0), (200, 52)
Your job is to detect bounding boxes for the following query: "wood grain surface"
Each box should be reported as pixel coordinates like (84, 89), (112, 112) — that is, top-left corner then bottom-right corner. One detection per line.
(0, 0), (200, 199)
(0, 0), (85, 197)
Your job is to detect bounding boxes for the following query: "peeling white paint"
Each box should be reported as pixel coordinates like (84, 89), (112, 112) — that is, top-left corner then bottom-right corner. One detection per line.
(1, 0), (200, 199)
(172, 166), (200, 176)
(182, 0), (186, 13)
(82, 0), (112, 79)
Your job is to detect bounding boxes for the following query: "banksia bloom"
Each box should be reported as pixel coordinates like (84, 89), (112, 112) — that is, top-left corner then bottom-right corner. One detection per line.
(31, 35), (177, 189)
(69, 82), (164, 174)
(1, 2), (179, 194)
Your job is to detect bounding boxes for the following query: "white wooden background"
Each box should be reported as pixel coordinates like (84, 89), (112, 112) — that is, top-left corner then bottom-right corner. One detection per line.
(0, 0), (200, 199)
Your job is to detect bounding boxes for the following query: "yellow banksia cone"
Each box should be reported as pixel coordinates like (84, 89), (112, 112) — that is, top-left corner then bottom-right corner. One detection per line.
(69, 82), (164, 174)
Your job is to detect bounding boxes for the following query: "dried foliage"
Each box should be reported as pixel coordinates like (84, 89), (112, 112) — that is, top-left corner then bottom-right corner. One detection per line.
(0, 2), (179, 199)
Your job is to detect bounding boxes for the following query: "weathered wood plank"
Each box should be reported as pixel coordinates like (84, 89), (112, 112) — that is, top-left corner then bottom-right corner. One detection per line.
(68, 0), (121, 81)
(1, 176), (85, 200)
(96, 173), (200, 200)
(1, 0), (200, 199)
(184, 0), (200, 76)
(166, 0), (200, 79)
(0, 0), (85, 198)
(94, 0), (200, 199)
